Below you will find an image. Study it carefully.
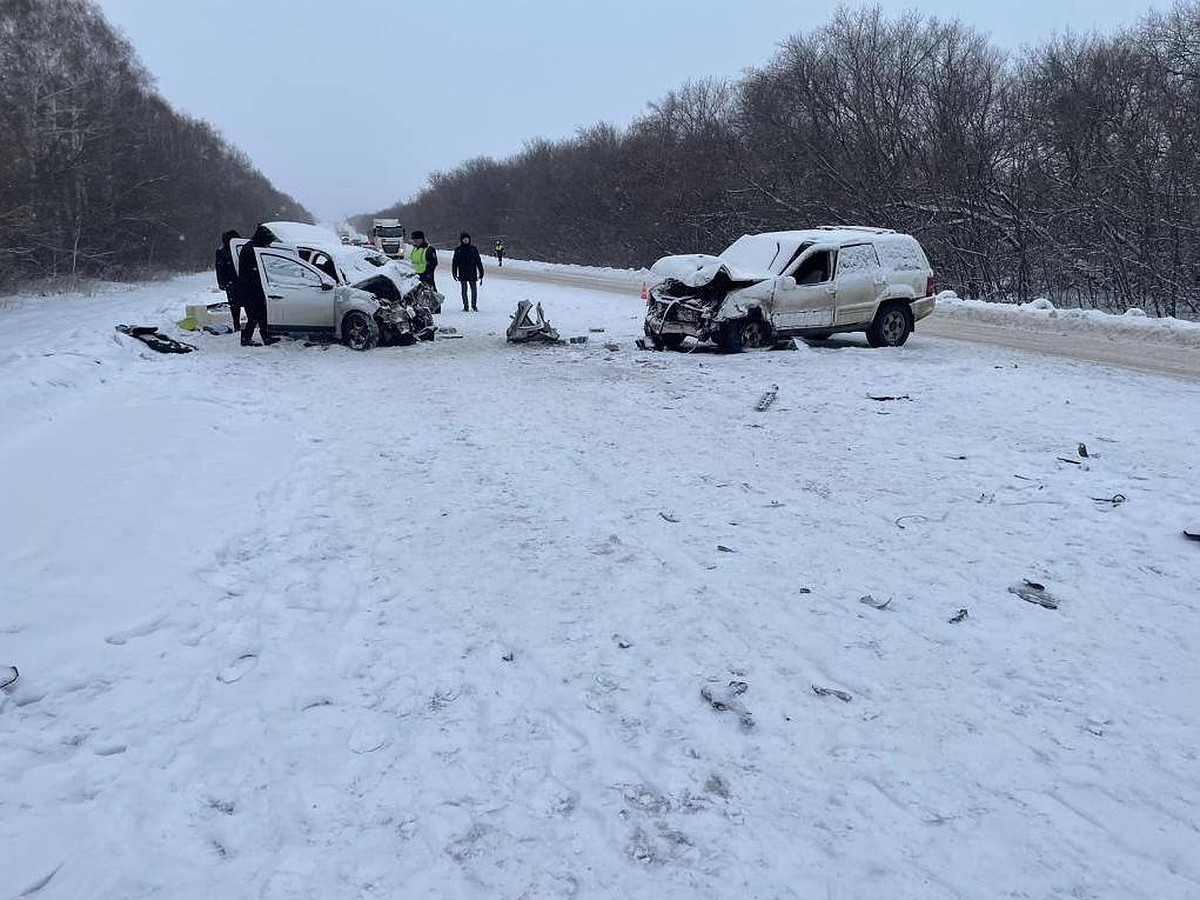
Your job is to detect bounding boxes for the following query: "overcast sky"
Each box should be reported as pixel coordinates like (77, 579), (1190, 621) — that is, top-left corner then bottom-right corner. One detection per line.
(96, 0), (1162, 223)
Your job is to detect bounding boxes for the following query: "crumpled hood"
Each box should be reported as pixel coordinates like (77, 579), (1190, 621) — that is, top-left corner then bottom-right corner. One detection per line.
(650, 254), (769, 288)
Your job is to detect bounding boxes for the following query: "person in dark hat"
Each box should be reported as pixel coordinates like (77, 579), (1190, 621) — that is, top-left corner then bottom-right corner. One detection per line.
(235, 224), (279, 346)
(214, 230), (243, 330)
(409, 230), (438, 289)
(451, 231), (485, 311)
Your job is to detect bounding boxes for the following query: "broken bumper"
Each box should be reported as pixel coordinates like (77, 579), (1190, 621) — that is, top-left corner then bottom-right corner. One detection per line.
(912, 295), (936, 322)
(644, 297), (712, 339)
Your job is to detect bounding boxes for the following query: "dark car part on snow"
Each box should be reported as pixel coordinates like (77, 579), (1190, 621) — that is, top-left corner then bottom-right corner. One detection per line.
(506, 300), (560, 343)
(755, 384), (779, 411)
(1009, 579), (1059, 609)
(1090, 493), (1127, 507)
(949, 608), (969, 624)
(2, 666), (20, 689)
(116, 325), (196, 354)
(812, 684), (853, 702)
(859, 594), (893, 610)
(1184, 528), (1200, 542)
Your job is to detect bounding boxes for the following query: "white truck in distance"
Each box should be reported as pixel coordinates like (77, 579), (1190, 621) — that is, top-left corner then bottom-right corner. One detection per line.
(372, 219), (405, 258)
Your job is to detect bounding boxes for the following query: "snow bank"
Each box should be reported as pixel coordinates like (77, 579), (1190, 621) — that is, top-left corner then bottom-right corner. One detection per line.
(936, 291), (1200, 348)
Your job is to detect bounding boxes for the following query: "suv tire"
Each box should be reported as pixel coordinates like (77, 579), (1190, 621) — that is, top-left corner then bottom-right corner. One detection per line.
(719, 316), (773, 353)
(343, 310), (380, 351)
(866, 302), (912, 348)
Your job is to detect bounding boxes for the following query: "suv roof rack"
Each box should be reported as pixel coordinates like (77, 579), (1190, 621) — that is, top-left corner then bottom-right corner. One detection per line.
(815, 225), (896, 234)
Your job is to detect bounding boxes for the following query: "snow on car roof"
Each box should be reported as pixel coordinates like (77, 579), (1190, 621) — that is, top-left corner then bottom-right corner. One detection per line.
(263, 221), (344, 247)
(720, 228), (911, 276)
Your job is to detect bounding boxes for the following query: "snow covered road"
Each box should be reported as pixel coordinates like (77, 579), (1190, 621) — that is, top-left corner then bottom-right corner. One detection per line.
(2, 272), (1199, 899)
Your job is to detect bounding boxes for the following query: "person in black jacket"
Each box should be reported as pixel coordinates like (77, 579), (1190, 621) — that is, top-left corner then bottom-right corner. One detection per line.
(451, 232), (485, 311)
(236, 225), (279, 346)
(214, 230), (242, 330)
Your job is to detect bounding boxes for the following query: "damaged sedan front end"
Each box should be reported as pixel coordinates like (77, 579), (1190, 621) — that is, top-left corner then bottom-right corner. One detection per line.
(372, 292), (436, 344)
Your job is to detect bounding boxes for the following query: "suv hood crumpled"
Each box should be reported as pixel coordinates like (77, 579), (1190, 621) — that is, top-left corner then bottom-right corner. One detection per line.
(650, 254), (769, 289)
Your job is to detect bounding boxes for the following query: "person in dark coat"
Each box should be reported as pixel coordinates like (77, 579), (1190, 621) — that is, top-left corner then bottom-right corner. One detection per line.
(452, 232), (485, 311)
(214, 230), (242, 330)
(409, 230), (438, 289)
(236, 224), (279, 346)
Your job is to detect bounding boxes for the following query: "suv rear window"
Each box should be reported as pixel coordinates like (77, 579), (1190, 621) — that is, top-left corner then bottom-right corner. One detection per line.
(875, 237), (928, 271)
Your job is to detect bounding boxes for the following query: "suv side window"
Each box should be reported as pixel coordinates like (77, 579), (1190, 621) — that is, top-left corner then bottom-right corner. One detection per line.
(792, 251), (833, 285)
(836, 243), (880, 275)
(262, 254), (322, 288)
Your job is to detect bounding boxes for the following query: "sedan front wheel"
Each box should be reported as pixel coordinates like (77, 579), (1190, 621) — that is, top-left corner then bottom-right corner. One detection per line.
(343, 310), (380, 351)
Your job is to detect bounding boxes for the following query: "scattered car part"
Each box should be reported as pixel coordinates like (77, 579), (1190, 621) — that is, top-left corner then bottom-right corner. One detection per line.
(1078, 442), (1089, 458)
(868, 394), (912, 402)
(1090, 494), (1127, 506)
(0, 666), (18, 689)
(115, 325), (196, 354)
(755, 384), (779, 411)
(949, 608), (969, 624)
(812, 685), (853, 702)
(506, 300), (560, 343)
(858, 594), (893, 610)
(1183, 529), (1200, 542)
(1009, 579), (1059, 609)
(569, 335), (588, 344)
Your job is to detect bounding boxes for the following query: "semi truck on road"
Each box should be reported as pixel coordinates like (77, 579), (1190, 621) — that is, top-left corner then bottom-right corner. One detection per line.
(372, 219), (405, 258)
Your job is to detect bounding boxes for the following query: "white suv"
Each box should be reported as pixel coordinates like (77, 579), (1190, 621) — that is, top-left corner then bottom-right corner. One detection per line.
(644, 227), (936, 351)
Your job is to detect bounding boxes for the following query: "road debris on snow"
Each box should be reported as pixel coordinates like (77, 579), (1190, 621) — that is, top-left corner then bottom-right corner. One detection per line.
(859, 594), (893, 610)
(506, 300), (560, 343)
(755, 385), (779, 412)
(1009, 579), (1059, 609)
(0, 666), (18, 689)
(949, 608), (969, 624)
(812, 685), (853, 703)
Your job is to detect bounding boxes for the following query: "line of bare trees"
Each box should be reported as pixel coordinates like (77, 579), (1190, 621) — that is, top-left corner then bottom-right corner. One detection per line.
(364, 4), (1200, 316)
(0, 0), (311, 291)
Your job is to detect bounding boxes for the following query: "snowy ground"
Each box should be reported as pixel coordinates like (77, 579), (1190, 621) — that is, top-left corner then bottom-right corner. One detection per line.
(2, 270), (1199, 899)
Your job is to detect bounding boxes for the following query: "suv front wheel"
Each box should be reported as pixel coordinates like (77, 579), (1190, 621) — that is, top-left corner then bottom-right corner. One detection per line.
(866, 302), (912, 348)
(718, 316), (773, 353)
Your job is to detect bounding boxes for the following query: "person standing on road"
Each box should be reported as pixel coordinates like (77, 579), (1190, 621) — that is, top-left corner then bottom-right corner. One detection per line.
(214, 230), (243, 331)
(494, 240), (505, 267)
(236, 225), (279, 347)
(409, 230), (438, 290)
(452, 232), (485, 312)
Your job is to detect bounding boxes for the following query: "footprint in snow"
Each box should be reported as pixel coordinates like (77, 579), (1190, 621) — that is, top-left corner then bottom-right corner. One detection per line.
(216, 653), (258, 684)
(104, 614), (169, 646)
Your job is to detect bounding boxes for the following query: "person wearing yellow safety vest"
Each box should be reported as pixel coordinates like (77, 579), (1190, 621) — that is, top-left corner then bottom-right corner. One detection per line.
(408, 230), (438, 289)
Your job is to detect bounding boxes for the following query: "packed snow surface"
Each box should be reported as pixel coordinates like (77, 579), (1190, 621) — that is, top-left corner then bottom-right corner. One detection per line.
(2, 269), (1199, 899)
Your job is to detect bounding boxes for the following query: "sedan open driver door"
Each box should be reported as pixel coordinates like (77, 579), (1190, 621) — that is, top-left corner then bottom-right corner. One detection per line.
(256, 251), (337, 333)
